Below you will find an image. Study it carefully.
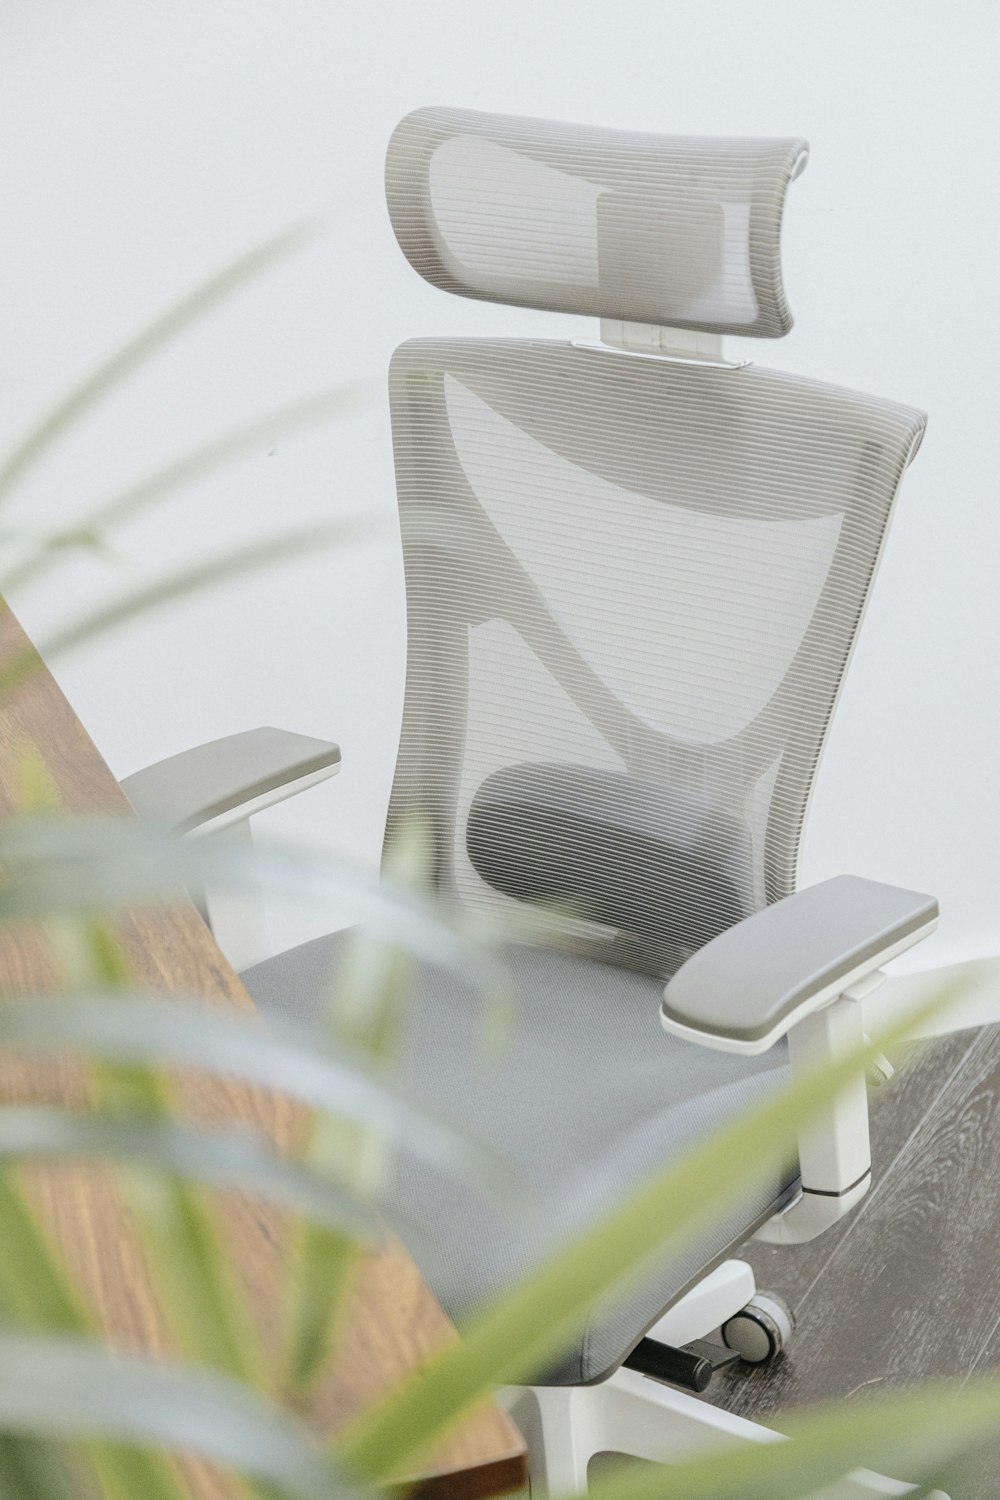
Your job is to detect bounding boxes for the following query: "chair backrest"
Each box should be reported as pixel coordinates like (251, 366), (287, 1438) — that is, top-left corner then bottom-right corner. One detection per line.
(383, 108), (925, 980)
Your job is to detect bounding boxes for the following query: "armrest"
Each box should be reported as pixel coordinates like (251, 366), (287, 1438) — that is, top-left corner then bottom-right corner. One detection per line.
(661, 875), (938, 1056)
(661, 876), (937, 1244)
(121, 727), (341, 836)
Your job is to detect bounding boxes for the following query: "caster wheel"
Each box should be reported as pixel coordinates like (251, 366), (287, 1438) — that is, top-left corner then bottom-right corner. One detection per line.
(721, 1291), (795, 1365)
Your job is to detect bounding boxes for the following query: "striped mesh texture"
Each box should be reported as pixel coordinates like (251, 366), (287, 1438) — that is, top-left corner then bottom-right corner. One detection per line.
(384, 340), (925, 981)
(385, 107), (808, 335)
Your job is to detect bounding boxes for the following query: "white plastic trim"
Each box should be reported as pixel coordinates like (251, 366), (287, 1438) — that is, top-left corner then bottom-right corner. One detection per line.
(599, 321), (726, 361)
(645, 1259), (755, 1349)
(503, 1365), (937, 1495)
(577, 322), (751, 370)
(754, 1172), (871, 1246)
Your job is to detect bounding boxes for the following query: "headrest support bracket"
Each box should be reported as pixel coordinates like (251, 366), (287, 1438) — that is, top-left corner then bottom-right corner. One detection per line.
(600, 321), (728, 363)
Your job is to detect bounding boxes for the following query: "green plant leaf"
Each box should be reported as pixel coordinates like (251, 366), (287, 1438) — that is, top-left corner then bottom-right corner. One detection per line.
(0, 992), (522, 1196)
(0, 1177), (188, 1500)
(335, 983), (959, 1482)
(283, 825), (433, 1401)
(0, 518), (374, 695)
(582, 1376), (1000, 1500)
(0, 1173), (93, 1333)
(12, 910), (267, 1394)
(0, 815), (224, 919)
(0, 386), (364, 598)
(0, 1333), (361, 1500)
(86, 1444), (189, 1500)
(283, 1227), (361, 1406)
(0, 1435), (78, 1500)
(93, 1059), (267, 1393)
(0, 1104), (382, 1243)
(0, 816), (513, 1006)
(0, 221), (317, 505)
(123, 1167), (266, 1391)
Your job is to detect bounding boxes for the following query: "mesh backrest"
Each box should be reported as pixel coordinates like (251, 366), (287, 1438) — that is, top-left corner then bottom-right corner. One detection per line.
(386, 107), (808, 335)
(384, 340), (925, 979)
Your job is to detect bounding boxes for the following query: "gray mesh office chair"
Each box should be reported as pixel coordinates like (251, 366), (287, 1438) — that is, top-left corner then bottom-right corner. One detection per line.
(124, 108), (941, 1492)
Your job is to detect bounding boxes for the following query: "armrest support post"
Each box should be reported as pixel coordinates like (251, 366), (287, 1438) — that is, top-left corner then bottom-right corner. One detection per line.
(755, 988), (874, 1246)
(194, 820), (272, 974)
(659, 876), (939, 1246)
(788, 994), (871, 1197)
(122, 727), (341, 971)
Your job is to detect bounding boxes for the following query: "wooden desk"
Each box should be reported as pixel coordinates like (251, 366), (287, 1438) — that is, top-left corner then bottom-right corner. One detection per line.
(0, 605), (526, 1499)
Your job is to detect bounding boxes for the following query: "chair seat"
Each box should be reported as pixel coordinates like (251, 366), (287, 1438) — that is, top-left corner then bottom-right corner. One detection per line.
(241, 933), (797, 1385)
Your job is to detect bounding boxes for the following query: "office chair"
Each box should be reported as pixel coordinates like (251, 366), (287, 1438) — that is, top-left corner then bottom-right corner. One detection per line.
(123, 108), (943, 1493)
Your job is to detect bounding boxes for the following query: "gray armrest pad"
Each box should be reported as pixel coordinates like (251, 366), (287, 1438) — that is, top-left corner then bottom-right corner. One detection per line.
(121, 728), (341, 832)
(662, 875), (938, 1049)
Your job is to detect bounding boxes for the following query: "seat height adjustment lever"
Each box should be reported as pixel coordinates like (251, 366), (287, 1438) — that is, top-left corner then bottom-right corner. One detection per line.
(623, 1335), (741, 1393)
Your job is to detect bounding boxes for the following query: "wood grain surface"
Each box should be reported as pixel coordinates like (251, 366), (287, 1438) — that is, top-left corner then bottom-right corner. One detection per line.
(0, 604), (526, 1499)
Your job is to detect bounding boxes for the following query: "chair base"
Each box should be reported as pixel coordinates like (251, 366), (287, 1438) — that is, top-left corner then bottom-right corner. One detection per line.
(502, 1260), (946, 1498)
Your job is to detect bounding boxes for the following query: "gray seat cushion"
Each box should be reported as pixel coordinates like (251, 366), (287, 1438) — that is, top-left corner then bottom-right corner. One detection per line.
(241, 933), (796, 1385)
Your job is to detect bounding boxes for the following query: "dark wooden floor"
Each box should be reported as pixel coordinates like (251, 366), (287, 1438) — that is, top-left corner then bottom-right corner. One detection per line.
(712, 1021), (1000, 1497)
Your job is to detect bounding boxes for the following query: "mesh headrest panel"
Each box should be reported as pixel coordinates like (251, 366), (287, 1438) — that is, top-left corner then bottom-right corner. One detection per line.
(385, 106), (808, 337)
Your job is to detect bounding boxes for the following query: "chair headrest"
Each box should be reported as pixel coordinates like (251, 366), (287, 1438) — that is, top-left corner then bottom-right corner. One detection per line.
(386, 106), (808, 337)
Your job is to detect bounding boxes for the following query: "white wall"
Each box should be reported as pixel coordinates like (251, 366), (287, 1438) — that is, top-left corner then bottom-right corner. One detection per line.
(1, 0), (996, 969)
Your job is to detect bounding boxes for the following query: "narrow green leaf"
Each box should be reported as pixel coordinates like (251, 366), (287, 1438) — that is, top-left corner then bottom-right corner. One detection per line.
(283, 1228), (360, 1402)
(86, 1443), (188, 1500)
(80, 918), (132, 986)
(0, 993), (520, 1194)
(284, 832), (428, 1400)
(94, 1060), (264, 1390)
(0, 1105), (381, 1244)
(282, 968), (407, 1395)
(41, 913), (268, 1395)
(0, 1333), (359, 1500)
(0, 815), (513, 1006)
(0, 1179), (185, 1500)
(0, 518), (373, 696)
(0, 1174), (93, 1332)
(0, 815), (258, 922)
(0, 1433), (77, 1500)
(335, 984), (960, 1481)
(0, 386), (364, 598)
(0, 221), (317, 504)
(9, 745), (63, 814)
(129, 1171), (266, 1389)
